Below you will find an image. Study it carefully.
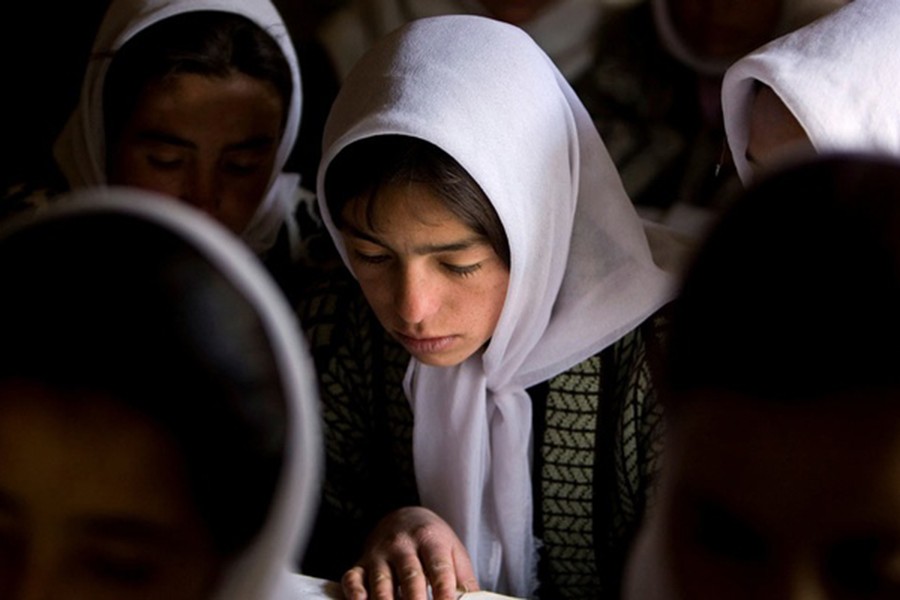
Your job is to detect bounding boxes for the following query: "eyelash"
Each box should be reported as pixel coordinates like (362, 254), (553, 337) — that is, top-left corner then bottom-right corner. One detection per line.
(445, 263), (482, 277)
(83, 553), (157, 586)
(353, 251), (389, 265)
(146, 157), (261, 175)
(147, 156), (182, 169)
(352, 251), (482, 277)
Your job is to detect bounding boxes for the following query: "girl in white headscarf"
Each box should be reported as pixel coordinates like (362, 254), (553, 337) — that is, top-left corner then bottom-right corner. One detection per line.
(721, 0), (900, 185)
(298, 14), (687, 600)
(0, 187), (322, 599)
(47, 0), (324, 296)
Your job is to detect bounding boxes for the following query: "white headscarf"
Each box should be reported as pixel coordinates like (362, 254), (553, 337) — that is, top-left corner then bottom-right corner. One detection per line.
(53, 0), (304, 255)
(317, 15), (684, 596)
(6, 187), (322, 600)
(721, 0), (900, 184)
(318, 0), (631, 82)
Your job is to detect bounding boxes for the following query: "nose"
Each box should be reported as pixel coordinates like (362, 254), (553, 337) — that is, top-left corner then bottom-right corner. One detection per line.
(761, 561), (829, 600)
(180, 163), (219, 214)
(394, 264), (441, 325)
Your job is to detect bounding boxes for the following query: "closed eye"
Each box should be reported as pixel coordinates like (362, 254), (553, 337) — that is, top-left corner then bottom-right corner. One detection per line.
(82, 552), (159, 586)
(147, 155), (183, 169)
(223, 161), (264, 176)
(444, 262), (482, 277)
(352, 249), (390, 265)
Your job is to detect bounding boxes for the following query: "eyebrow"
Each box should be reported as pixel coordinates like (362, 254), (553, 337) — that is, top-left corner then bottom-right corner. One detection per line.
(343, 224), (487, 255)
(135, 130), (277, 152)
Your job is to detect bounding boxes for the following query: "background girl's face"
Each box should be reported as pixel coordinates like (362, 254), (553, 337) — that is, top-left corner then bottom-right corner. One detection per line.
(746, 85), (814, 178)
(339, 181), (510, 367)
(649, 390), (900, 599)
(108, 72), (284, 235)
(667, 0), (782, 60)
(0, 381), (223, 600)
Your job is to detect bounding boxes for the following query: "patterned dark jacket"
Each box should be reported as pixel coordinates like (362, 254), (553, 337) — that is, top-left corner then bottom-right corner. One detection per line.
(298, 271), (669, 599)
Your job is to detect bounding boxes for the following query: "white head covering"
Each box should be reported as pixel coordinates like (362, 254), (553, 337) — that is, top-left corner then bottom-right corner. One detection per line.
(721, 0), (900, 184)
(52, 0), (304, 255)
(1, 188), (322, 599)
(317, 15), (684, 596)
(318, 0), (634, 82)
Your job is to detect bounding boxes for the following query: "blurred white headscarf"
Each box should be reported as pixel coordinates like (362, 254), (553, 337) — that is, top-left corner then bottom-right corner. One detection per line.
(1, 187), (322, 599)
(721, 0), (900, 184)
(318, 15), (686, 596)
(53, 0), (304, 255)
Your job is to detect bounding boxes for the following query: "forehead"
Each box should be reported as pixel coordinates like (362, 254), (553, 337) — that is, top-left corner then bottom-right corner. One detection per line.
(127, 72), (284, 132)
(0, 381), (195, 521)
(341, 181), (475, 234)
(668, 390), (900, 538)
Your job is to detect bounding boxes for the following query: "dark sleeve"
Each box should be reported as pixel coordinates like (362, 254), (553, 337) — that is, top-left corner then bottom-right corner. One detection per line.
(296, 272), (417, 579)
(595, 310), (668, 598)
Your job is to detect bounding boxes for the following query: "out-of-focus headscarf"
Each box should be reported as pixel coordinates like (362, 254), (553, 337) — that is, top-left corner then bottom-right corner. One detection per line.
(721, 0), (900, 184)
(0, 187), (322, 599)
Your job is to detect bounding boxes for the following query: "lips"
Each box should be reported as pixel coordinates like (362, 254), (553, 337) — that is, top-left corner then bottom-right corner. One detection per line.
(394, 331), (457, 355)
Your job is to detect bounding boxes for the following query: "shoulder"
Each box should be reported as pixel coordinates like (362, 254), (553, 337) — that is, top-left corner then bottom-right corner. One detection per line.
(0, 178), (67, 223)
(295, 268), (371, 350)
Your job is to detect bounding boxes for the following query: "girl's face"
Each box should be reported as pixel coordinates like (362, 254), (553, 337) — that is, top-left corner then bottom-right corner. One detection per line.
(0, 381), (223, 600)
(746, 84), (814, 179)
(108, 71), (284, 235)
(641, 390), (900, 600)
(339, 181), (510, 367)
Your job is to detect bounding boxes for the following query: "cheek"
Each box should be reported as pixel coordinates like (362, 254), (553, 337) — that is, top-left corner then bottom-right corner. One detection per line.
(481, 273), (509, 330)
(217, 174), (272, 229)
(352, 271), (394, 312)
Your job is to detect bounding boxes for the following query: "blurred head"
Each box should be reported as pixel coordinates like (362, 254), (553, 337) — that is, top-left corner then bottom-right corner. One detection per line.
(103, 11), (292, 234)
(478, 0), (560, 25)
(664, 0), (782, 62)
(0, 201), (290, 598)
(324, 135), (510, 366)
(635, 155), (900, 600)
(0, 382), (223, 600)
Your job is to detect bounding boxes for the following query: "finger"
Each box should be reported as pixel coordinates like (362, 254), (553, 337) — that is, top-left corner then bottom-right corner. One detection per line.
(452, 543), (480, 595)
(368, 565), (397, 600)
(342, 566), (369, 600)
(394, 553), (429, 600)
(423, 555), (457, 600)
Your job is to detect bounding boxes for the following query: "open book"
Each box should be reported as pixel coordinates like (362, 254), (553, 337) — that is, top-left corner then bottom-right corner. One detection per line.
(292, 573), (524, 599)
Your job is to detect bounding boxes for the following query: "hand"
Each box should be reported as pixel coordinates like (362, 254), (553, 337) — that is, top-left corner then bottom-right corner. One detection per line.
(341, 506), (480, 600)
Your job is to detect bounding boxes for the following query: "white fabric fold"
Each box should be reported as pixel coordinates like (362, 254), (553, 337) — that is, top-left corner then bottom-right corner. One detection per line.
(53, 0), (303, 254)
(721, 0), (900, 184)
(318, 15), (686, 596)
